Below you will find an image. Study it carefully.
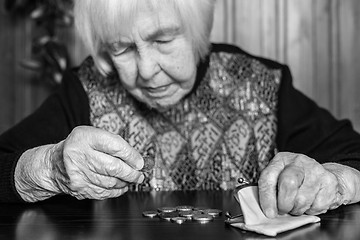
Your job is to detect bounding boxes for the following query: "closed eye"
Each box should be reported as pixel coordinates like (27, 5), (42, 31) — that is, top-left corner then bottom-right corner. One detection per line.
(108, 42), (136, 56)
(116, 45), (135, 56)
(155, 39), (172, 44)
(153, 38), (175, 50)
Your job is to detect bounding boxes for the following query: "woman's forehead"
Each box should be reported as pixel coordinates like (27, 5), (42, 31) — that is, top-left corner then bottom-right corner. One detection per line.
(94, 0), (182, 43)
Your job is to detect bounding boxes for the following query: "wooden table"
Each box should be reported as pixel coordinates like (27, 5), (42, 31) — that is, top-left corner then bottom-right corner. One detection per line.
(0, 190), (359, 240)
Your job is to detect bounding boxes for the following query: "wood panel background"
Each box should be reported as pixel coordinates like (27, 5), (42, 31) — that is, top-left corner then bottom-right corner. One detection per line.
(1, 0), (360, 134)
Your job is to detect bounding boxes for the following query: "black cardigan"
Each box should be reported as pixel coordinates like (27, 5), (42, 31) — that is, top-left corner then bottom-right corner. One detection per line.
(1, 44), (360, 202)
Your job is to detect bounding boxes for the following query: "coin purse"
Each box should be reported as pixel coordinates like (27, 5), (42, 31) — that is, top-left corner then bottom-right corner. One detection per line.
(230, 184), (320, 237)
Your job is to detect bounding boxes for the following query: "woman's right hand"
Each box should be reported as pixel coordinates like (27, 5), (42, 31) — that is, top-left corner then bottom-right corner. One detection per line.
(15, 126), (145, 202)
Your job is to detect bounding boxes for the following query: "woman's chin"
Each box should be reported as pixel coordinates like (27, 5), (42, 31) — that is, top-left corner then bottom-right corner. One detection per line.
(146, 97), (181, 112)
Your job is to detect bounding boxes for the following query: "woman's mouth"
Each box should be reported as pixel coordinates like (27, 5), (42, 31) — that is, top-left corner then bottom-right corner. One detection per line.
(144, 84), (173, 97)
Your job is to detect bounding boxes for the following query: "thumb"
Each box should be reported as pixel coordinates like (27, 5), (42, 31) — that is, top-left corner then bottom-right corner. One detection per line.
(258, 152), (297, 218)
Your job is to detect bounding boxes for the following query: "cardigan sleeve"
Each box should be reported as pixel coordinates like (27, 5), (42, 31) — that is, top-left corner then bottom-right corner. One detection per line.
(276, 65), (360, 170)
(0, 69), (90, 202)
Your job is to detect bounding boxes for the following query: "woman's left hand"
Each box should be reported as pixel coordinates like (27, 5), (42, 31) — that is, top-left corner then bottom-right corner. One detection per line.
(258, 152), (360, 217)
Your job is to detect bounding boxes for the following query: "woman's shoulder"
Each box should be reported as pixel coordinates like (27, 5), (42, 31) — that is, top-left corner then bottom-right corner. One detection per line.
(210, 43), (285, 71)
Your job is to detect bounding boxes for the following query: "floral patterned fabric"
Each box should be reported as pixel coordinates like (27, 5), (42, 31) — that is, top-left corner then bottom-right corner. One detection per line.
(78, 49), (282, 191)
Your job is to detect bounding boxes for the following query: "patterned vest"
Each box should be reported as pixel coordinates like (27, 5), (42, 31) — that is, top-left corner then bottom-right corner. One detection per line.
(78, 49), (281, 191)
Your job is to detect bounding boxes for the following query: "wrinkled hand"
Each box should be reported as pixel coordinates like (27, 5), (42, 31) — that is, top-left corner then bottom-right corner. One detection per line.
(258, 152), (360, 218)
(50, 126), (145, 200)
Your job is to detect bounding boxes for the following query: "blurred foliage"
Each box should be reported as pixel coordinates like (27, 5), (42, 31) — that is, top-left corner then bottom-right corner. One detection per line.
(4, 0), (73, 88)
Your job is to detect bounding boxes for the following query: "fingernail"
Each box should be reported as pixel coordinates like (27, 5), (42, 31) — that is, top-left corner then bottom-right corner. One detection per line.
(137, 174), (145, 183)
(136, 157), (144, 170)
(264, 209), (276, 218)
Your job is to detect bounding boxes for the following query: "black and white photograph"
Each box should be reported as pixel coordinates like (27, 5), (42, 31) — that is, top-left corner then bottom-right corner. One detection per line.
(1, 0), (360, 239)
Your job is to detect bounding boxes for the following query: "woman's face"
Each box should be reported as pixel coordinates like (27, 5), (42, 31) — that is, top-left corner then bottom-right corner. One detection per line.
(106, 4), (197, 110)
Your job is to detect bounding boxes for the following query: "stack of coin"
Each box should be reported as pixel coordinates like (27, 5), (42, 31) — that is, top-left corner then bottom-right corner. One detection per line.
(142, 205), (223, 225)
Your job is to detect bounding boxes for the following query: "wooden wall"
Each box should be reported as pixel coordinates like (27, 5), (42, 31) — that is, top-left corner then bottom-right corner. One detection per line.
(1, 0), (360, 134)
(212, 0), (360, 131)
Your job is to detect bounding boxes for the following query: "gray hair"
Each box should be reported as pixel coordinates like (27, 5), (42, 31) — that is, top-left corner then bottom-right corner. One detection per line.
(74, 0), (216, 75)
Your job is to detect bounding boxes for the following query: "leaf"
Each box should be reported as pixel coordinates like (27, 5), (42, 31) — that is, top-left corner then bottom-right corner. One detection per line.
(20, 59), (43, 70)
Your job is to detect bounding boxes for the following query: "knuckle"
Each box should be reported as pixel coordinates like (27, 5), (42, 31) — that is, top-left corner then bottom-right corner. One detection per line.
(324, 173), (337, 185)
(291, 204), (309, 215)
(308, 205), (324, 215)
(307, 202), (328, 215)
(66, 183), (84, 197)
(280, 177), (298, 189)
(291, 209), (306, 216)
(329, 201), (341, 210)
(66, 177), (84, 192)
(109, 163), (124, 176)
(295, 153), (307, 159)
(66, 126), (93, 145)
(91, 175), (103, 187)
(105, 179), (118, 189)
(294, 194), (309, 209)
(296, 153), (312, 162)
(70, 126), (85, 139)
(275, 152), (287, 158)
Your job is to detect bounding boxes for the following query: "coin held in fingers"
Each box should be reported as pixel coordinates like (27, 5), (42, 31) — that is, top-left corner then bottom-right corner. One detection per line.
(141, 146), (155, 172)
(141, 156), (155, 172)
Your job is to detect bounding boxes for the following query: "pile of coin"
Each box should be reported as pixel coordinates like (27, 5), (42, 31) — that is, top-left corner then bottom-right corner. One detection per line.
(142, 205), (222, 224)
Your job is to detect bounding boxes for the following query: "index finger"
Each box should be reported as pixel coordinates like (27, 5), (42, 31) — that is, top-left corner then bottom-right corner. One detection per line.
(89, 150), (145, 184)
(277, 165), (304, 214)
(88, 128), (144, 170)
(258, 152), (296, 218)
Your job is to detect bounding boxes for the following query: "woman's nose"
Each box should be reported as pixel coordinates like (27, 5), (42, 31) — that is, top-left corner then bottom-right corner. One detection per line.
(137, 49), (160, 80)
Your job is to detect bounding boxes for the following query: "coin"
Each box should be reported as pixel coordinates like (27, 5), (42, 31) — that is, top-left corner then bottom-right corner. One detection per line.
(171, 217), (187, 224)
(192, 213), (213, 224)
(141, 146), (155, 172)
(176, 205), (194, 212)
(158, 207), (177, 213)
(142, 210), (158, 218)
(191, 210), (204, 215)
(203, 209), (222, 217)
(141, 156), (155, 172)
(179, 210), (194, 219)
(193, 207), (207, 212)
(159, 212), (179, 221)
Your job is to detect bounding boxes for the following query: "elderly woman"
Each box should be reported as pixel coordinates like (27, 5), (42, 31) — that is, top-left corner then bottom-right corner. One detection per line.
(1, 0), (360, 218)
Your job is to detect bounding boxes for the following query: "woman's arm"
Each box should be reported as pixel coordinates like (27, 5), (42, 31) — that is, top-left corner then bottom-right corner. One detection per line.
(258, 65), (360, 217)
(0, 69), (90, 202)
(276, 65), (360, 168)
